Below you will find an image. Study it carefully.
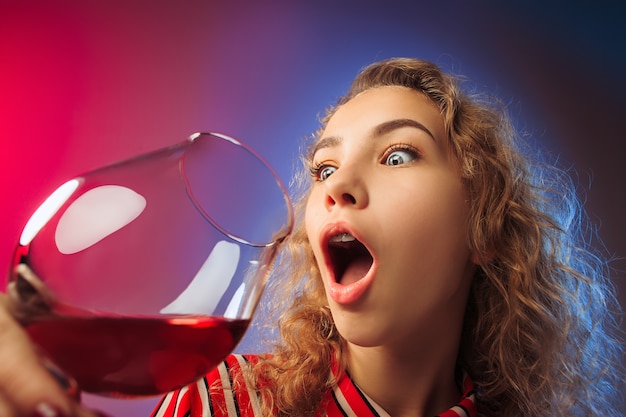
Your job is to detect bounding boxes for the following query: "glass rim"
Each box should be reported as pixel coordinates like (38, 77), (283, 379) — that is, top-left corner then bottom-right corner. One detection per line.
(181, 131), (294, 247)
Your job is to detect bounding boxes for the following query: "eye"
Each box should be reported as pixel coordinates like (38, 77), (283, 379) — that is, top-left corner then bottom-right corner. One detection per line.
(319, 166), (337, 181)
(383, 145), (419, 166)
(310, 164), (337, 181)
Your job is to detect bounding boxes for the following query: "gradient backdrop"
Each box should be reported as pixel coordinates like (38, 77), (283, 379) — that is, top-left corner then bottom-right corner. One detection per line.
(1, 1), (624, 416)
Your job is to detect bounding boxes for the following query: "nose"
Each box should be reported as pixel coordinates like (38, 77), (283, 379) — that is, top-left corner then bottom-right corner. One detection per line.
(323, 166), (368, 210)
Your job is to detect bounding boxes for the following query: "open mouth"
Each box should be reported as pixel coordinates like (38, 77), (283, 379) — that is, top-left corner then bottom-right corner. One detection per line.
(327, 232), (373, 285)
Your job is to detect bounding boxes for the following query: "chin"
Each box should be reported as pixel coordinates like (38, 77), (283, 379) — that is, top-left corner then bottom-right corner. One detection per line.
(334, 320), (389, 348)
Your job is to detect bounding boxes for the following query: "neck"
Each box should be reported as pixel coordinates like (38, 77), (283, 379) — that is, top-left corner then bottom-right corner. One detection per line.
(346, 332), (462, 417)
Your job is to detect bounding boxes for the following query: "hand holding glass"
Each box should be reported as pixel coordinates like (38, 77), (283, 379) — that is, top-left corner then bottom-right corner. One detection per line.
(5, 132), (293, 397)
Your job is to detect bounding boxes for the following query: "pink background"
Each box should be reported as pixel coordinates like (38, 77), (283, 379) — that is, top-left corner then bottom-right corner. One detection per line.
(1, 1), (624, 415)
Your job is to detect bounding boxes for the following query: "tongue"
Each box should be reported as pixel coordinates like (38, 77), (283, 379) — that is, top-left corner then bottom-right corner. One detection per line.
(339, 258), (371, 285)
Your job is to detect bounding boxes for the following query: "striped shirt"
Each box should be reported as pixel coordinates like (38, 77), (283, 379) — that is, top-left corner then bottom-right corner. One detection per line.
(151, 354), (478, 417)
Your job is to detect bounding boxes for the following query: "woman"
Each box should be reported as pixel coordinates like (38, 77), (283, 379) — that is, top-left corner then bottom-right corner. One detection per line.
(151, 58), (624, 416)
(0, 58), (622, 417)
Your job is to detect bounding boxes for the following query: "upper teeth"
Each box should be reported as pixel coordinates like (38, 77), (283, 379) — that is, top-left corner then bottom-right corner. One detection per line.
(330, 233), (355, 243)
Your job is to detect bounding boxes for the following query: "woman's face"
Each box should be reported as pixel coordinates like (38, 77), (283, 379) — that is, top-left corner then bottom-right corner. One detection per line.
(305, 86), (476, 349)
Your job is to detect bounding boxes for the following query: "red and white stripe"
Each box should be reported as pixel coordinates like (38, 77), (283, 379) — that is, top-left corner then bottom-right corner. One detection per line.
(151, 354), (478, 417)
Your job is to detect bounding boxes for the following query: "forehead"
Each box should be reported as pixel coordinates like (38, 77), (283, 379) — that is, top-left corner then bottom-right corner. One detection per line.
(322, 86), (446, 142)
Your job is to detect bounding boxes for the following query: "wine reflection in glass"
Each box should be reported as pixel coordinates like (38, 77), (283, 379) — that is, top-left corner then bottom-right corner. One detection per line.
(5, 132), (293, 397)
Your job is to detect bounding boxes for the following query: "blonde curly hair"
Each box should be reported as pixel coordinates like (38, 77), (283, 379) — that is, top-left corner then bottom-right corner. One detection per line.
(248, 58), (624, 416)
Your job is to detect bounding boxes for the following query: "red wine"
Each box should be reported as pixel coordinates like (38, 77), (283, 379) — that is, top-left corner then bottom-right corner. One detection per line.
(26, 315), (249, 397)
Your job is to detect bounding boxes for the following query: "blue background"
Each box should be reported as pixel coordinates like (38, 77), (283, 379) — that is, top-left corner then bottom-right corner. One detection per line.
(1, 1), (624, 415)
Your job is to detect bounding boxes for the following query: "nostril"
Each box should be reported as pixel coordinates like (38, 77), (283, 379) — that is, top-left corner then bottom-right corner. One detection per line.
(342, 193), (356, 204)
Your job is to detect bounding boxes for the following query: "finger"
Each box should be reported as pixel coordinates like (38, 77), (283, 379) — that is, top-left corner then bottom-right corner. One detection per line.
(39, 357), (81, 401)
(0, 293), (77, 417)
(0, 388), (19, 417)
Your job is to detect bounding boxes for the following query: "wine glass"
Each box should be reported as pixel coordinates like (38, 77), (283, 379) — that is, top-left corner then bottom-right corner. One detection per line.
(4, 132), (293, 397)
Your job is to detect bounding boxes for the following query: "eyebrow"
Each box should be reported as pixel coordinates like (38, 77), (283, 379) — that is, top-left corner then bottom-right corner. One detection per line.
(374, 118), (436, 141)
(312, 118), (436, 157)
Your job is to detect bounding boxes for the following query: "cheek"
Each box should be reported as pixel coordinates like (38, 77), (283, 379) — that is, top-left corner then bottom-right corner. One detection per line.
(435, 188), (468, 234)
(304, 185), (327, 230)
(389, 189), (473, 300)
(304, 198), (315, 241)
(303, 196), (323, 258)
(394, 181), (469, 251)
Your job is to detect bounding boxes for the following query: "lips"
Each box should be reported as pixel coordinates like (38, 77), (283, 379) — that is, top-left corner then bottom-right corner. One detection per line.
(321, 224), (376, 305)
